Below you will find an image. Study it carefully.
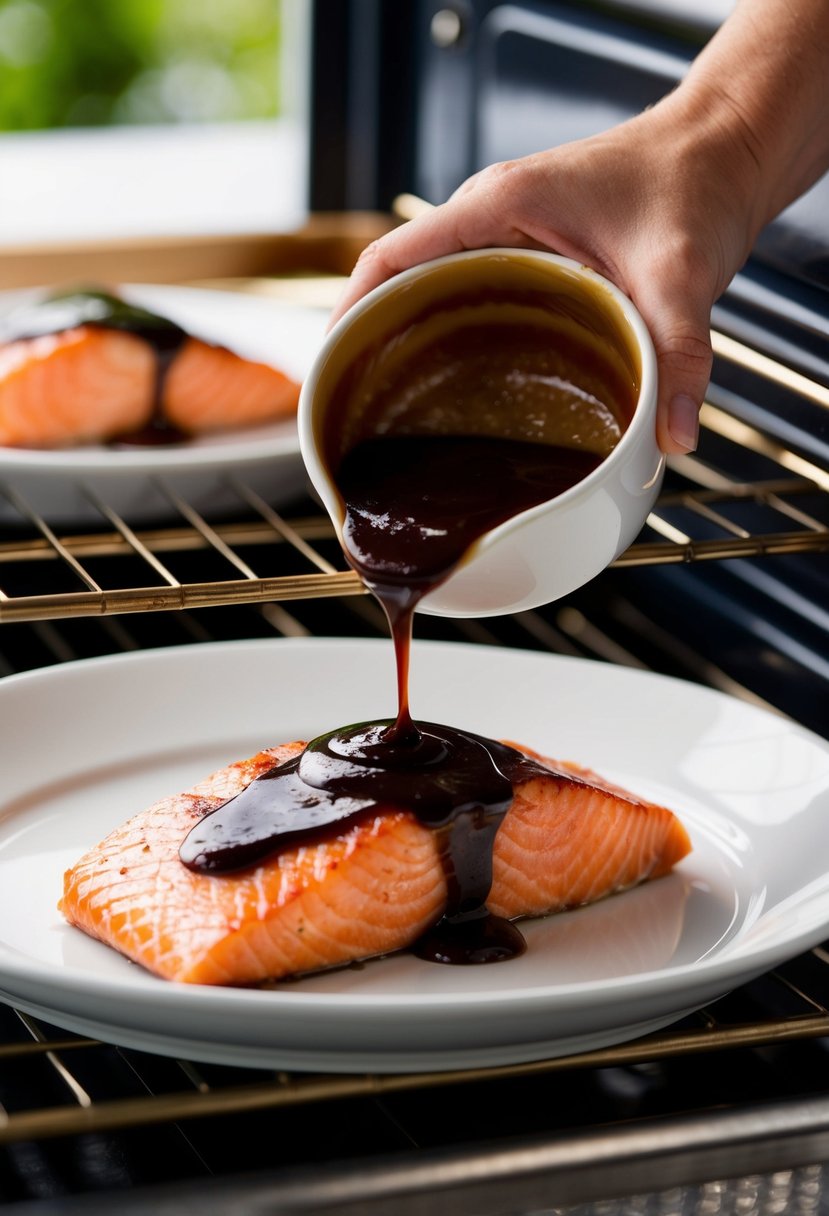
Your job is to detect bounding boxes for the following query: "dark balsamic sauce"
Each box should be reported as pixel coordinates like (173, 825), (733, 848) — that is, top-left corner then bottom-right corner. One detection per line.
(178, 719), (544, 962)
(180, 430), (603, 965)
(3, 288), (189, 445)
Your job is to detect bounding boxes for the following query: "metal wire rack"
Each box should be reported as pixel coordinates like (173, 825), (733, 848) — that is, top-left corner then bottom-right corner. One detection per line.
(3, 956), (829, 1147)
(0, 390), (827, 625)
(1, 953), (829, 1212)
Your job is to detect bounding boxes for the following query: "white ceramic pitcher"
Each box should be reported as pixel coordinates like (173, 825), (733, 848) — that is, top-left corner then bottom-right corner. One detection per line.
(298, 248), (662, 618)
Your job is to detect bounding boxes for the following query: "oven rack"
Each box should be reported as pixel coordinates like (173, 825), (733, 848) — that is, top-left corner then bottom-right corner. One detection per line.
(1, 948), (829, 1213)
(4, 958), (829, 1146)
(0, 394), (827, 626)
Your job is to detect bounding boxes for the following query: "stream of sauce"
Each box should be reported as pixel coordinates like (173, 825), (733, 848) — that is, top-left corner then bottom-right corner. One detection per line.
(3, 288), (189, 445)
(178, 284), (636, 966)
(179, 433), (604, 964)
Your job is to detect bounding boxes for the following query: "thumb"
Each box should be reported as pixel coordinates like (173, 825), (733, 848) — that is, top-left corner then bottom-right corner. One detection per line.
(643, 302), (714, 454)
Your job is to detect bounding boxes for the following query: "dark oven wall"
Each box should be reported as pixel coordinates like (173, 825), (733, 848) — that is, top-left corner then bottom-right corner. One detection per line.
(310, 0), (829, 738)
(311, 0), (829, 295)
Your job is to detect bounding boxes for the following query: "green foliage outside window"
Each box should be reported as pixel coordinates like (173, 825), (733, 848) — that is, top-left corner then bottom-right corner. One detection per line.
(0, 0), (282, 131)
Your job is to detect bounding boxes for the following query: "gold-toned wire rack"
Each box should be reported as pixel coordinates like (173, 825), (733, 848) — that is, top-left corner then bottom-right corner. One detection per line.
(2, 948), (829, 1145)
(0, 393), (827, 625)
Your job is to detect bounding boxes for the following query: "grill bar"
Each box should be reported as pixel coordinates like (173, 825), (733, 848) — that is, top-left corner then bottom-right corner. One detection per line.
(1, 530), (824, 620)
(0, 328), (826, 624)
(2, 1005), (829, 1145)
(711, 330), (829, 412)
(176, 1100), (829, 1216)
(0, 483), (825, 623)
(3, 1091), (829, 1216)
(3, 936), (829, 1146)
(0, 574), (365, 622)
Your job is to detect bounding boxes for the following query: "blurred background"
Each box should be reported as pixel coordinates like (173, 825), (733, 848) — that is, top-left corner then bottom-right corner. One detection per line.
(0, 0), (308, 243)
(0, 0), (284, 130)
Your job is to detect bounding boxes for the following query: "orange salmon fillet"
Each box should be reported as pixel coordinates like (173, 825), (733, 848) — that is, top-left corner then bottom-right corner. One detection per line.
(0, 327), (154, 448)
(0, 328), (301, 449)
(163, 338), (301, 434)
(59, 740), (692, 986)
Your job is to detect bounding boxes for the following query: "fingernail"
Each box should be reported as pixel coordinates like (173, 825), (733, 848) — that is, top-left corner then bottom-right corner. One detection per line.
(668, 394), (700, 452)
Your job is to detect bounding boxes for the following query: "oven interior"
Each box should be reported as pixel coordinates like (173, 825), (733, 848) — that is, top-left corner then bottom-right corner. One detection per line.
(1, 2), (828, 1213)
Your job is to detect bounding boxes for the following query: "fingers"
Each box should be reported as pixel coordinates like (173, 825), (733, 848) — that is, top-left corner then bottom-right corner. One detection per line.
(329, 214), (445, 325)
(327, 208), (466, 328)
(326, 150), (716, 459)
(327, 163), (543, 328)
(644, 307), (713, 454)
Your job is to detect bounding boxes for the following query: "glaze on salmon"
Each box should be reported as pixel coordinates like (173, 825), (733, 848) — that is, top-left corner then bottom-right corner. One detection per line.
(59, 740), (691, 986)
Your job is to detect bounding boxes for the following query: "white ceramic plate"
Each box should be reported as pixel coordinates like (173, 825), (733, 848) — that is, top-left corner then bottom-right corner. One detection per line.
(1, 637), (827, 1073)
(0, 284), (329, 524)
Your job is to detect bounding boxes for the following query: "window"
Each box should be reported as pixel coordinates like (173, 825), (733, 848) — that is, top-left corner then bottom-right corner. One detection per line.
(0, 0), (309, 246)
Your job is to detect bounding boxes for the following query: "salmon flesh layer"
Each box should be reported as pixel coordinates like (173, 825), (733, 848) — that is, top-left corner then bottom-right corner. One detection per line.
(0, 327), (301, 448)
(59, 741), (692, 986)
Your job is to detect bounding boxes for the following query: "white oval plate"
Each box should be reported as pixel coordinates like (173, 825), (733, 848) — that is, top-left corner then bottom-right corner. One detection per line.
(0, 284), (329, 524)
(0, 638), (827, 1073)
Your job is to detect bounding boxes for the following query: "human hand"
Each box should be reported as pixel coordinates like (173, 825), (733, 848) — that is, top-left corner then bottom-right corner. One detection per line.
(329, 100), (764, 455)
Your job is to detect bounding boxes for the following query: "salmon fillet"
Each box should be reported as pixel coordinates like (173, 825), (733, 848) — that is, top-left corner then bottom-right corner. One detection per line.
(0, 327), (301, 449)
(0, 327), (155, 448)
(164, 338), (301, 434)
(59, 739), (692, 986)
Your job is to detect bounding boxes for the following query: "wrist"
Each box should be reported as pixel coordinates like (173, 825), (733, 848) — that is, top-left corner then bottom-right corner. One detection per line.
(653, 79), (769, 245)
(631, 85), (768, 283)
(664, 1), (829, 231)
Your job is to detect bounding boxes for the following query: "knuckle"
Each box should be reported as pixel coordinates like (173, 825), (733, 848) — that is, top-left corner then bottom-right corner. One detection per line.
(658, 330), (713, 374)
(475, 158), (528, 196)
(355, 239), (385, 268)
(352, 236), (401, 282)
